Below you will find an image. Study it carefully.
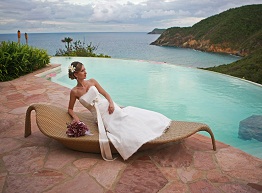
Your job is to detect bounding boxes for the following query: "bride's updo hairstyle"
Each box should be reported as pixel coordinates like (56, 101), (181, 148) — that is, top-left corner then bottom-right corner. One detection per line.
(68, 61), (83, 80)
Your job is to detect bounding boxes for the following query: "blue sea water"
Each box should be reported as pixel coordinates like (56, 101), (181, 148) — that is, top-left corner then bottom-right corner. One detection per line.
(0, 32), (240, 68)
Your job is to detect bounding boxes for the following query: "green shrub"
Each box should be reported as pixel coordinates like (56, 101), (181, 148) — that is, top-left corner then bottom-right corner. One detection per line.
(0, 41), (50, 81)
(202, 48), (262, 84)
(55, 38), (111, 58)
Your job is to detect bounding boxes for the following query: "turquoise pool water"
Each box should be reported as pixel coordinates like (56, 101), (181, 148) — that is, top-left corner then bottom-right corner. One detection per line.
(49, 57), (262, 159)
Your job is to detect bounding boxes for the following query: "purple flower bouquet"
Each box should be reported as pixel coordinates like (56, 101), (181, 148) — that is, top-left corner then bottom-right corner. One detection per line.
(66, 121), (92, 137)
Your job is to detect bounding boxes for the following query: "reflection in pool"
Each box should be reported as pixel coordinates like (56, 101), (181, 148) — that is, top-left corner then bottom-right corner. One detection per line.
(48, 57), (262, 159)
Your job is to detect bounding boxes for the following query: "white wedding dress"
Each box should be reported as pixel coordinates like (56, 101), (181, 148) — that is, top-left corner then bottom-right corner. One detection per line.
(79, 86), (171, 160)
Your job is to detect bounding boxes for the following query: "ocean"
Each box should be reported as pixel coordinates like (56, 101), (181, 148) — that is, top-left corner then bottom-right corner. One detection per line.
(0, 32), (240, 68)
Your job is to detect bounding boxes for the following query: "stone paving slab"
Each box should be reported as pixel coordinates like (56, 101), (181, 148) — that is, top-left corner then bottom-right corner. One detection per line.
(0, 65), (261, 193)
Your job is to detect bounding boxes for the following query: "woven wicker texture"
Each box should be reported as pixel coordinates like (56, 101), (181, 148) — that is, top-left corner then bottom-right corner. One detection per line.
(25, 104), (216, 154)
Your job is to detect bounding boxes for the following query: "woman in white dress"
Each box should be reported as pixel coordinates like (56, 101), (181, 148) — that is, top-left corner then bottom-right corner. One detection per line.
(68, 61), (171, 161)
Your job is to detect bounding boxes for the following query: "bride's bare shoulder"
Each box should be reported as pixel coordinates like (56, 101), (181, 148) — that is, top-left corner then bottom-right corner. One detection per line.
(70, 86), (78, 94)
(86, 78), (98, 85)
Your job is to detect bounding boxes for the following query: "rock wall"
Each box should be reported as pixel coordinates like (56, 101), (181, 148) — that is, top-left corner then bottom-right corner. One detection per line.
(238, 115), (262, 142)
(151, 36), (248, 56)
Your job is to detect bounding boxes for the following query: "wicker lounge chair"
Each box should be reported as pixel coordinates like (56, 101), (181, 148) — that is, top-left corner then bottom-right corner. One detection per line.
(25, 104), (216, 154)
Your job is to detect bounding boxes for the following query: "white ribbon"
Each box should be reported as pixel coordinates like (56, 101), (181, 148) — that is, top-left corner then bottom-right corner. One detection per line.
(93, 98), (115, 161)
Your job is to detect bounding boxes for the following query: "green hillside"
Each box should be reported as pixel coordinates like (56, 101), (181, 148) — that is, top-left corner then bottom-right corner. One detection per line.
(202, 48), (262, 84)
(151, 4), (262, 84)
(191, 4), (261, 54)
(148, 28), (166, 34)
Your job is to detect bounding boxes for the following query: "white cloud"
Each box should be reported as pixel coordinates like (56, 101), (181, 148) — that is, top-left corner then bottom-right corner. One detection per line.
(65, 0), (146, 5)
(141, 9), (176, 19)
(0, 0), (261, 33)
(89, 2), (139, 22)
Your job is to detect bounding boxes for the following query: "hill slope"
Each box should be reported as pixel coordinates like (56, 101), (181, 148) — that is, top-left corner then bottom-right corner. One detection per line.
(202, 48), (262, 84)
(151, 4), (262, 56)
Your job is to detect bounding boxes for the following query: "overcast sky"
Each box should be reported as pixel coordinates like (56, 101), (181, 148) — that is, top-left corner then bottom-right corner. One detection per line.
(0, 0), (261, 34)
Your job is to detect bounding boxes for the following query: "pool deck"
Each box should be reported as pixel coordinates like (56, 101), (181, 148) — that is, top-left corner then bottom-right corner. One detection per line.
(0, 65), (262, 193)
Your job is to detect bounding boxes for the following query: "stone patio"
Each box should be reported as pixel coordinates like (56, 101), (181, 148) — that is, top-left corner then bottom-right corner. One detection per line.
(0, 65), (261, 193)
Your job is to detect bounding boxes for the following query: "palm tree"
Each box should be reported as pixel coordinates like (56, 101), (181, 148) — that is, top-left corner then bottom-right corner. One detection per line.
(61, 37), (73, 53)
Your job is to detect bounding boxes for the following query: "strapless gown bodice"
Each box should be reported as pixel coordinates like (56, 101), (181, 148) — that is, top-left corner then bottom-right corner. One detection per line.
(79, 86), (171, 160)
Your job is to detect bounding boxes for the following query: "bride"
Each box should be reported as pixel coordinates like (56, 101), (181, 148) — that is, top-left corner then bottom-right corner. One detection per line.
(68, 61), (171, 160)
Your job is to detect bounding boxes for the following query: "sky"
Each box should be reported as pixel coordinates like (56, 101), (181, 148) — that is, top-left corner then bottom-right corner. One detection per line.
(0, 0), (261, 34)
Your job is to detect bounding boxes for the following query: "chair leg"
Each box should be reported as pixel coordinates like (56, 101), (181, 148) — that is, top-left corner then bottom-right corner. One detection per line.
(199, 126), (217, 151)
(206, 128), (217, 151)
(210, 133), (217, 151)
(24, 105), (36, 137)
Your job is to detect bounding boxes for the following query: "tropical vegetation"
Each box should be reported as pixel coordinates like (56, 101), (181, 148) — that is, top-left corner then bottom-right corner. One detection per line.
(0, 41), (50, 81)
(61, 37), (73, 53)
(55, 37), (111, 58)
(202, 48), (262, 84)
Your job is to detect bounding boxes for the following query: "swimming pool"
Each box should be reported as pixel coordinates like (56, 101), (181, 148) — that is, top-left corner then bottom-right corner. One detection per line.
(48, 57), (262, 159)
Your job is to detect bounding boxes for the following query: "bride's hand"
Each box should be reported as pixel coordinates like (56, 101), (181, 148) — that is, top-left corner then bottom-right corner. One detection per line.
(72, 117), (80, 123)
(108, 103), (115, 114)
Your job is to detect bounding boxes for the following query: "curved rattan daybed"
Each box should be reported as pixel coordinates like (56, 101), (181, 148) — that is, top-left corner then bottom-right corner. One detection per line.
(25, 104), (216, 154)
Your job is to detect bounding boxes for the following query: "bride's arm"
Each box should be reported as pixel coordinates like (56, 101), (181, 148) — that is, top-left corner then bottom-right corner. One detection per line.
(90, 79), (115, 114)
(68, 89), (80, 122)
